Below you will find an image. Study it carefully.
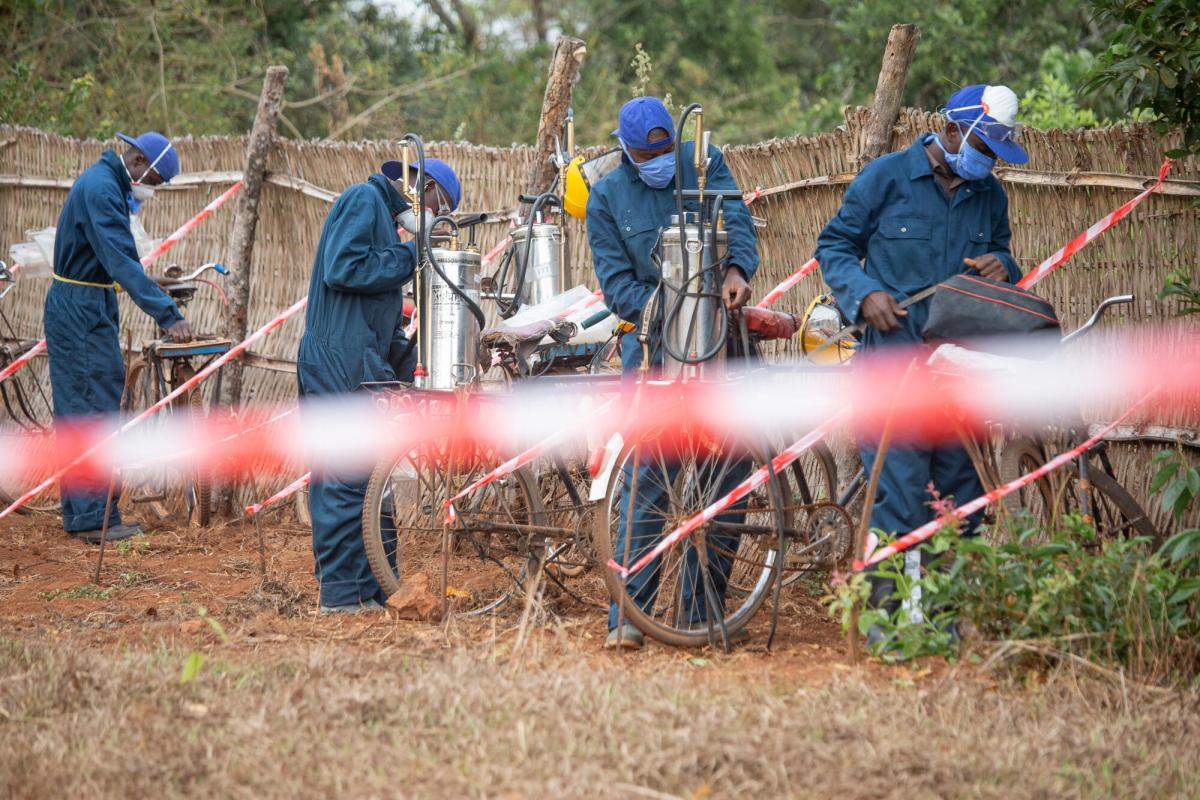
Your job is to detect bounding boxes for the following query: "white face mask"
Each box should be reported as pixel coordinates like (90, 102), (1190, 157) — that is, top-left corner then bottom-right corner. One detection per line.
(123, 139), (173, 198)
(397, 208), (435, 235)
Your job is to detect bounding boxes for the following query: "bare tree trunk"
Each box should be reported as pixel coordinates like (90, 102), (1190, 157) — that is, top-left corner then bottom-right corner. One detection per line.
(859, 23), (920, 165)
(449, 0), (480, 49)
(425, 0), (480, 50)
(531, 0), (548, 43)
(523, 37), (587, 205)
(221, 65), (288, 410)
(425, 0), (461, 40)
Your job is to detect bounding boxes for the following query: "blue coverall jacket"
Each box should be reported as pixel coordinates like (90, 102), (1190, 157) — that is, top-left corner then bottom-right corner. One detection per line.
(585, 141), (760, 373)
(585, 142), (760, 629)
(296, 173), (417, 607)
(44, 149), (184, 532)
(816, 136), (1022, 540)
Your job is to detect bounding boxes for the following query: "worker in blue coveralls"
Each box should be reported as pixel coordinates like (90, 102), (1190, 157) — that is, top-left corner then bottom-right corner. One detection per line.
(815, 84), (1028, 650)
(45, 131), (194, 544)
(587, 96), (759, 649)
(297, 156), (460, 614)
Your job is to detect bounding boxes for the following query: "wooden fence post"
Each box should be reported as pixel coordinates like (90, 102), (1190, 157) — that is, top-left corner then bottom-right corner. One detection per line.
(523, 37), (587, 206)
(222, 65), (289, 409)
(859, 24), (920, 164)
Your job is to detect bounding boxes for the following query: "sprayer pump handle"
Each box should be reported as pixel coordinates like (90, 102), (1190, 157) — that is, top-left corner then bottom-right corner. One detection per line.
(518, 194), (562, 207)
(455, 213), (489, 228)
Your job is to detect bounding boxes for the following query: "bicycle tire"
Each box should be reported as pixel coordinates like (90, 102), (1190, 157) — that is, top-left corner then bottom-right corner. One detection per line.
(595, 435), (786, 648)
(121, 358), (172, 521)
(362, 447), (546, 615)
(180, 364), (213, 527)
(780, 440), (845, 584)
(999, 436), (1160, 547)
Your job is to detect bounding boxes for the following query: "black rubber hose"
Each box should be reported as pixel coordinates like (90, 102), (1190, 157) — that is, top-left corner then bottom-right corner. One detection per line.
(427, 214), (487, 329)
(496, 192), (560, 318)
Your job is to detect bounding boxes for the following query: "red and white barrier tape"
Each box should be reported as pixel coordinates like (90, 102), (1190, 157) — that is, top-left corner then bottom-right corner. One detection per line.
(246, 472), (311, 517)
(0, 339), (46, 383)
(2, 335), (1198, 491)
(127, 406), (297, 470)
(444, 394), (616, 523)
(142, 181), (244, 265)
(756, 258), (819, 308)
(1019, 158), (1173, 289)
(0, 295), (308, 520)
(482, 235), (512, 267)
(0, 182), (243, 386)
(856, 386), (1161, 570)
(608, 410), (849, 579)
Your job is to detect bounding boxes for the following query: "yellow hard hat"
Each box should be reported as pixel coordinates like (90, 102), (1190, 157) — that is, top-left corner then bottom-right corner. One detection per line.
(800, 294), (858, 364)
(563, 155), (591, 220)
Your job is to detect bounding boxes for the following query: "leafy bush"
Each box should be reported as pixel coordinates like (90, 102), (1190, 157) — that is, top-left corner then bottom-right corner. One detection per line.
(1084, 0), (1200, 156)
(830, 516), (1200, 685)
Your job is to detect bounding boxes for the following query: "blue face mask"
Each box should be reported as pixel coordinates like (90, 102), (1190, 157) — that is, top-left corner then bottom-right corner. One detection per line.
(621, 141), (676, 189)
(936, 124), (995, 181)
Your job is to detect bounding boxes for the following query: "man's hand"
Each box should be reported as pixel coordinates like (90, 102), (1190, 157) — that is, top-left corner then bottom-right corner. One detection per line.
(153, 275), (182, 288)
(722, 266), (751, 310)
(165, 318), (194, 343)
(965, 254), (1008, 282)
(860, 291), (906, 333)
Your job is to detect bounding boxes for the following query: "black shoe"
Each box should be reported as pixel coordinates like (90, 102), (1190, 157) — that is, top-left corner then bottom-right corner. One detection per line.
(73, 523), (142, 545)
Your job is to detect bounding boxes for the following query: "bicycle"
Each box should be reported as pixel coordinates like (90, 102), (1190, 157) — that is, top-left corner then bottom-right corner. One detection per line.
(0, 259), (59, 514)
(122, 262), (230, 526)
(990, 295), (1160, 546)
(832, 293), (1159, 548)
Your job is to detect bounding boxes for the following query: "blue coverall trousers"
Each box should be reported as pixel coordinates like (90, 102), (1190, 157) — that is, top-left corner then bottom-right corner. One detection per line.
(44, 281), (125, 532)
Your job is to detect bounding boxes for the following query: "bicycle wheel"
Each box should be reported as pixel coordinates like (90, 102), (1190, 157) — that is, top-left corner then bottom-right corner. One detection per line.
(782, 441), (848, 579)
(594, 429), (787, 647)
(999, 436), (1160, 546)
(0, 347), (60, 514)
(0, 429), (62, 515)
(176, 363), (212, 526)
(362, 444), (547, 616)
(121, 358), (174, 521)
(534, 453), (595, 579)
(731, 440), (844, 591)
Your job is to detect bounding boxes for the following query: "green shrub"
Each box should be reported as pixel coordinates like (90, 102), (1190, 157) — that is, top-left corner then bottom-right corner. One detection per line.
(830, 516), (1200, 685)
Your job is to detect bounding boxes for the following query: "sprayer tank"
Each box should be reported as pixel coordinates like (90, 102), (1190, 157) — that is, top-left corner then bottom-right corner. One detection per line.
(658, 212), (728, 381)
(416, 248), (482, 390)
(510, 222), (567, 308)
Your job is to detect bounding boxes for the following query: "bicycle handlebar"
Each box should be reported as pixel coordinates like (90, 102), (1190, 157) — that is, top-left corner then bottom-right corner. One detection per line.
(179, 263), (228, 281)
(1061, 294), (1135, 344)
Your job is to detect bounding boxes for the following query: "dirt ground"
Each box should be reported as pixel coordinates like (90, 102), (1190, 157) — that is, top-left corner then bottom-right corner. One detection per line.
(2, 511), (1199, 799)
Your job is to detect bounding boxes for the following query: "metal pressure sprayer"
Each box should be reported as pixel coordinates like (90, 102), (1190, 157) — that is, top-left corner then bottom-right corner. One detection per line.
(401, 133), (487, 391)
(655, 104), (733, 382)
(488, 110), (574, 316)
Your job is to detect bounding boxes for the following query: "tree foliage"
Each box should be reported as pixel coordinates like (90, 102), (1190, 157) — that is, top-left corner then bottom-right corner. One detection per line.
(1084, 0), (1200, 155)
(0, 0), (1173, 146)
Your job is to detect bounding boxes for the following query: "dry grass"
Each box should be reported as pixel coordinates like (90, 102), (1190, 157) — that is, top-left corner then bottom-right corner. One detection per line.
(1, 637), (1198, 800)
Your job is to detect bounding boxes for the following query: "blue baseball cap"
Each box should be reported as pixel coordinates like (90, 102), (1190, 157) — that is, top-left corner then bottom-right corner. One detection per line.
(943, 84), (1028, 165)
(613, 96), (675, 150)
(116, 131), (179, 182)
(381, 156), (462, 212)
